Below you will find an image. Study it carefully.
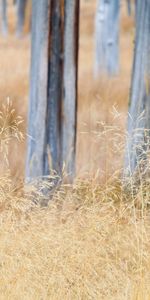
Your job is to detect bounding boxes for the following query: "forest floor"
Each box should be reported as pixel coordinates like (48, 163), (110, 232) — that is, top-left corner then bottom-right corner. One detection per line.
(0, 1), (150, 300)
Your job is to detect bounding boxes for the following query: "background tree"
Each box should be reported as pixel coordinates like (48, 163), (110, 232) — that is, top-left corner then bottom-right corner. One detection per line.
(1, 0), (28, 36)
(127, 0), (131, 15)
(94, 0), (120, 76)
(1, 0), (8, 35)
(16, 0), (27, 36)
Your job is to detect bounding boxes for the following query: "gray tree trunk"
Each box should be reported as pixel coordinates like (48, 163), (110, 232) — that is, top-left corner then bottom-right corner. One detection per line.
(26, 0), (50, 180)
(127, 0), (131, 15)
(44, 0), (63, 176)
(16, 0), (27, 36)
(124, 0), (150, 180)
(26, 0), (80, 182)
(61, 0), (80, 180)
(1, 0), (8, 35)
(94, 0), (120, 77)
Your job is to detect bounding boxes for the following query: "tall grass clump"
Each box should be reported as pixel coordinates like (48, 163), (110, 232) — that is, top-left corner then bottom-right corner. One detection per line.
(0, 102), (150, 300)
(0, 98), (24, 165)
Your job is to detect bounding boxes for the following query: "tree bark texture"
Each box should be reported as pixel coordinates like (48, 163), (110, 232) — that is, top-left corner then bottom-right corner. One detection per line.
(26, 0), (80, 182)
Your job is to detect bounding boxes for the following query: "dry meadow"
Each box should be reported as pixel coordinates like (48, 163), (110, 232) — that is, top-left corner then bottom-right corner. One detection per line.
(0, 1), (150, 299)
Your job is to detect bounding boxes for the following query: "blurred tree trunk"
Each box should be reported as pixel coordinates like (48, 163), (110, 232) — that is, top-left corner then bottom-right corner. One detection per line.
(1, 0), (8, 35)
(124, 0), (150, 180)
(127, 0), (131, 15)
(26, 0), (80, 182)
(94, 0), (120, 77)
(16, 0), (27, 36)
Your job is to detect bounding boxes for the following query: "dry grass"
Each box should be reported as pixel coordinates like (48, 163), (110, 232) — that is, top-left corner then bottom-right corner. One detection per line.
(0, 102), (149, 299)
(1, 1), (150, 300)
(0, 173), (150, 299)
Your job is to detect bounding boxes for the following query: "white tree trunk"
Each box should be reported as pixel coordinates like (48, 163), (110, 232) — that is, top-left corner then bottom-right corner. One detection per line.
(94, 0), (120, 76)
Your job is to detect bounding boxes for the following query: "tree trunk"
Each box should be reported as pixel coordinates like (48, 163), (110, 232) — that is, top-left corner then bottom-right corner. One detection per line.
(1, 0), (8, 35)
(127, 0), (131, 15)
(124, 0), (150, 180)
(44, 0), (63, 176)
(26, 0), (80, 183)
(94, 0), (120, 76)
(26, 0), (50, 180)
(16, 0), (27, 36)
(61, 0), (80, 180)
